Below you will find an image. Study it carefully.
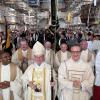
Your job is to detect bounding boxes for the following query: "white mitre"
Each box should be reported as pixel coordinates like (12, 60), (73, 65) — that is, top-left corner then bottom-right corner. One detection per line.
(32, 41), (45, 56)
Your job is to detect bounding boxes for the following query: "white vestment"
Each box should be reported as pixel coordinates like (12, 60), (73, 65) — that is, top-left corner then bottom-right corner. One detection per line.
(21, 62), (57, 100)
(55, 51), (71, 73)
(58, 58), (94, 100)
(87, 41), (93, 51)
(45, 49), (55, 66)
(95, 50), (100, 86)
(12, 49), (33, 67)
(0, 64), (23, 100)
(92, 40), (100, 51)
(80, 49), (95, 70)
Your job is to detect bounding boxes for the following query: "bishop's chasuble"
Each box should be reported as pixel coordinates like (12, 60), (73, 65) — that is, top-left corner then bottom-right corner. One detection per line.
(22, 62), (56, 100)
(58, 58), (94, 100)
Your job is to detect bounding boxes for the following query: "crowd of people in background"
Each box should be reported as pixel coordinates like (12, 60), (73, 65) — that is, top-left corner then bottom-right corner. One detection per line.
(0, 27), (100, 100)
(0, 27), (100, 54)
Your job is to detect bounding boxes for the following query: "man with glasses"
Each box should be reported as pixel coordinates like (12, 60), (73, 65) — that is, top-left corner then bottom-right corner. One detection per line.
(58, 44), (94, 100)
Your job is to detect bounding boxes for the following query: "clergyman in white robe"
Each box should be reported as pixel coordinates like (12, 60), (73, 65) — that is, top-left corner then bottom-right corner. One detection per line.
(45, 49), (55, 66)
(0, 63), (23, 100)
(12, 49), (33, 66)
(55, 50), (71, 73)
(58, 58), (94, 100)
(80, 49), (95, 70)
(21, 62), (57, 100)
(21, 41), (57, 100)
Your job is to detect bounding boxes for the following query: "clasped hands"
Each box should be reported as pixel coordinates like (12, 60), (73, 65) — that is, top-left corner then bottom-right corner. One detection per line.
(0, 81), (10, 89)
(73, 80), (81, 88)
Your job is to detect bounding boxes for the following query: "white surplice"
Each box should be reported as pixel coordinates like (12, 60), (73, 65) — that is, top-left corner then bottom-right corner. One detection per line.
(58, 58), (94, 100)
(0, 64), (23, 100)
(45, 49), (55, 66)
(55, 51), (71, 73)
(80, 49), (95, 70)
(87, 41), (93, 51)
(92, 40), (100, 51)
(55, 51), (70, 67)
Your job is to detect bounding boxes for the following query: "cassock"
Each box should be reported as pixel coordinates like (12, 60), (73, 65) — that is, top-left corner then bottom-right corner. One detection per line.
(55, 50), (71, 73)
(80, 49), (95, 70)
(58, 58), (94, 100)
(93, 50), (100, 100)
(0, 63), (23, 100)
(45, 49), (55, 67)
(12, 48), (33, 72)
(21, 62), (57, 100)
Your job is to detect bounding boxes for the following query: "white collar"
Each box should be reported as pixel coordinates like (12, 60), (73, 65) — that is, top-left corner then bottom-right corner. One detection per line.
(70, 58), (82, 63)
(34, 62), (45, 68)
(22, 50), (27, 53)
(1, 64), (10, 67)
(61, 51), (67, 54)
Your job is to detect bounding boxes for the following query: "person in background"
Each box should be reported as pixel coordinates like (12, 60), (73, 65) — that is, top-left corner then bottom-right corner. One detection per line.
(55, 39), (71, 74)
(92, 35), (100, 54)
(87, 33), (93, 52)
(44, 40), (55, 67)
(12, 39), (33, 73)
(80, 40), (95, 71)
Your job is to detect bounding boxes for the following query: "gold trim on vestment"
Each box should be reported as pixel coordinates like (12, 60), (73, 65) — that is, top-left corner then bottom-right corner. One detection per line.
(67, 70), (85, 93)
(31, 66), (46, 100)
(0, 63), (17, 100)
(18, 48), (32, 61)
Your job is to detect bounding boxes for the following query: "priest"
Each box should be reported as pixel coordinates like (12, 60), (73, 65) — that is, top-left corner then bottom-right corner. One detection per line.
(44, 40), (55, 67)
(12, 39), (33, 73)
(55, 39), (71, 73)
(80, 40), (95, 70)
(21, 41), (57, 100)
(58, 44), (94, 100)
(0, 51), (23, 100)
